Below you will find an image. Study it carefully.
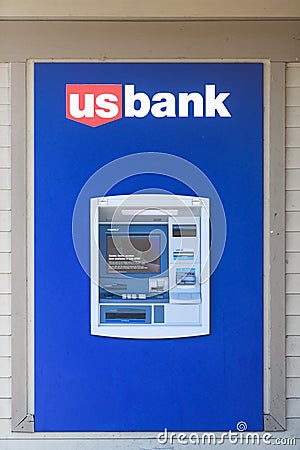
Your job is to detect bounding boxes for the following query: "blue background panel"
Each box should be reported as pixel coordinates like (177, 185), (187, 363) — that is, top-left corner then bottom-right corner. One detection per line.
(34, 62), (263, 431)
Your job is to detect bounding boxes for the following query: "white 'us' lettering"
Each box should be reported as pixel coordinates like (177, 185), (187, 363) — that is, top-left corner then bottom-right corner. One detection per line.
(69, 93), (119, 119)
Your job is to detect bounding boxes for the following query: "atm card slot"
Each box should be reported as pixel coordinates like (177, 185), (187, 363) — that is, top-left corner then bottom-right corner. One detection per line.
(106, 311), (146, 321)
(100, 306), (151, 324)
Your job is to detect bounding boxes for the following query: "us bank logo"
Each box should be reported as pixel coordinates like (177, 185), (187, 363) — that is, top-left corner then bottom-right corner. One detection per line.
(66, 83), (232, 127)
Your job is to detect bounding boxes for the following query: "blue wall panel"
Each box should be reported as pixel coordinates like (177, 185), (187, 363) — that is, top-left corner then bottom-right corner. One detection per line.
(34, 62), (263, 431)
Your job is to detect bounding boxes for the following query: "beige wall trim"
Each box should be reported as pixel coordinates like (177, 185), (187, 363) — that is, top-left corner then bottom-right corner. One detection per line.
(11, 62), (35, 432)
(261, 62), (286, 431)
(263, 63), (286, 431)
(0, 0), (300, 20)
(0, 21), (299, 63)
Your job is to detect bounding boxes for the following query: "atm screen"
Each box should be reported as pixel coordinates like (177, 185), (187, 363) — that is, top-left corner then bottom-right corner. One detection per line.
(107, 234), (161, 273)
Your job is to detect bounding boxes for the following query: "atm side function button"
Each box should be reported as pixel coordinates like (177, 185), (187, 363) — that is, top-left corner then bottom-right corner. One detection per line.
(139, 294), (146, 299)
(132, 294), (137, 299)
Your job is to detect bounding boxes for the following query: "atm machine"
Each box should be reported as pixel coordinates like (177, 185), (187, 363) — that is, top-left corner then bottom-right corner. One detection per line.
(90, 194), (210, 339)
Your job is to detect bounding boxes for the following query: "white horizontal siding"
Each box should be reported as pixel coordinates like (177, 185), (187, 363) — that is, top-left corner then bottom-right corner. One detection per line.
(287, 295), (300, 315)
(286, 87), (300, 107)
(0, 296), (10, 316)
(0, 274), (10, 294)
(0, 233), (10, 253)
(286, 253), (300, 273)
(286, 170), (300, 190)
(287, 378), (300, 397)
(286, 212), (300, 231)
(286, 274), (300, 294)
(286, 68), (300, 87)
(286, 191), (300, 211)
(0, 316), (10, 336)
(287, 336), (300, 356)
(0, 358), (11, 379)
(287, 398), (300, 418)
(0, 169), (10, 190)
(0, 336), (10, 357)
(286, 316), (300, 335)
(286, 232), (300, 252)
(0, 64), (11, 436)
(286, 107), (300, 127)
(0, 191), (11, 211)
(0, 89), (10, 106)
(0, 399), (10, 419)
(0, 254), (10, 274)
(0, 211), (11, 232)
(286, 418), (300, 434)
(286, 148), (300, 168)
(0, 149), (11, 169)
(0, 418), (10, 435)
(0, 66), (9, 88)
(0, 379), (10, 399)
(0, 107), (10, 126)
(287, 357), (300, 378)
(0, 127), (10, 148)
(286, 64), (300, 434)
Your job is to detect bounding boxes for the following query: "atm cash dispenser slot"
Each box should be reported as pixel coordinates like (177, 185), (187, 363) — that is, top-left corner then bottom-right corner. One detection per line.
(90, 194), (210, 339)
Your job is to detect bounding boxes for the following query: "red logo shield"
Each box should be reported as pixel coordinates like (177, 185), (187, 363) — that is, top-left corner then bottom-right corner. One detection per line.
(66, 84), (122, 127)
